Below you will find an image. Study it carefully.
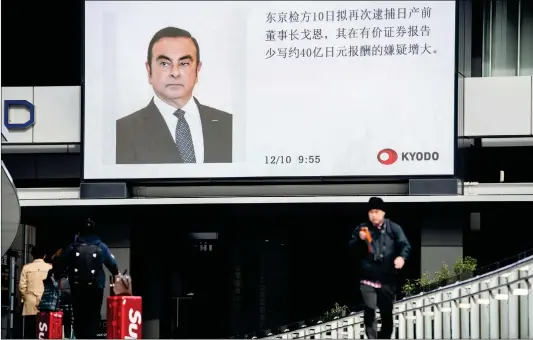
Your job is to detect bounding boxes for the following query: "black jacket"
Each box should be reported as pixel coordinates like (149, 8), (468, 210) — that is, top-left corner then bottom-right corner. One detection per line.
(348, 219), (411, 283)
(55, 235), (119, 289)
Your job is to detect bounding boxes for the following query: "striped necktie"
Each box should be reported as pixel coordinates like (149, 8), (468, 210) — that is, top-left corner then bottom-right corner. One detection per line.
(174, 109), (196, 163)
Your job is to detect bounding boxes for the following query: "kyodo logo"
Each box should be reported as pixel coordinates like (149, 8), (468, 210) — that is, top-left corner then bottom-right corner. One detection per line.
(377, 149), (439, 165)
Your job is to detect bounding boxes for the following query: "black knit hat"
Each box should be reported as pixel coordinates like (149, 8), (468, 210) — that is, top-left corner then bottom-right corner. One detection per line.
(368, 197), (385, 212)
(85, 218), (95, 228)
(79, 218), (96, 235)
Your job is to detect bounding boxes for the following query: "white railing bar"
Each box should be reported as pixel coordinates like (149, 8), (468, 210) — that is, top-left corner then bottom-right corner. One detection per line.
(400, 275), (531, 314)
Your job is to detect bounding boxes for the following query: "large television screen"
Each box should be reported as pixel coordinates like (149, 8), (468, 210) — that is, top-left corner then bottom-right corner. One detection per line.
(83, 0), (456, 180)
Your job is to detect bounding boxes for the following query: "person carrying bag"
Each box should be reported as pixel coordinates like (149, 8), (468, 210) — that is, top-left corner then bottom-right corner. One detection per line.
(38, 269), (61, 312)
(36, 269), (64, 339)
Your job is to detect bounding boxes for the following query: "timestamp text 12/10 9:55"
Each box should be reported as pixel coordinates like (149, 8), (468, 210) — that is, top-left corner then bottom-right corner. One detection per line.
(264, 155), (321, 165)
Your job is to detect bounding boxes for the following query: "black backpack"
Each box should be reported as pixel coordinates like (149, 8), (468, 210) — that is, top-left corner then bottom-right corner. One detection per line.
(69, 243), (103, 286)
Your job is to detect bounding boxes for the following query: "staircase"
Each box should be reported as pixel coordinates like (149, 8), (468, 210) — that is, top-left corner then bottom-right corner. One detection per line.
(262, 255), (533, 339)
(1, 161), (21, 255)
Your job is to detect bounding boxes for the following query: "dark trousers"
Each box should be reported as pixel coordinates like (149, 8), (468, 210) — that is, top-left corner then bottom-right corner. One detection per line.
(23, 315), (36, 339)
(360, 283), (395, 339)
(71, 286), (104, 339)
(61, 305), (73, 339)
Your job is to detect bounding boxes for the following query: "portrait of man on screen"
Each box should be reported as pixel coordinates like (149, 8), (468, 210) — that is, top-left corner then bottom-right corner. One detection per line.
(115, 26), (233, 165)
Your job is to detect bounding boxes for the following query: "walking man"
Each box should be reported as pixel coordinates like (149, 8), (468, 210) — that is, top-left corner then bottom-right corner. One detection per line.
(56, 218), (119, 338)
(348, 197), (411, 339)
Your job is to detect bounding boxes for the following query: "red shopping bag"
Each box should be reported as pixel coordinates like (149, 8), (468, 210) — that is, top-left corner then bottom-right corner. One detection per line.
(36, 311), (63, 339)
(107, 295), (142, 339)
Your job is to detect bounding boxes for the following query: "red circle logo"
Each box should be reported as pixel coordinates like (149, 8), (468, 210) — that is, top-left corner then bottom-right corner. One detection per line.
(377, 149), (398, 165)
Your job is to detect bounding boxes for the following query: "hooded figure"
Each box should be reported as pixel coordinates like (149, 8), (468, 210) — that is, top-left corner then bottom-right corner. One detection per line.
(54, 218), (119, 339)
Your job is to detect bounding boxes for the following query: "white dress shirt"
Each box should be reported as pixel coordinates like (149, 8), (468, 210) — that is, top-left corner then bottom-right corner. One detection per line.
(154, 95), (205, 163)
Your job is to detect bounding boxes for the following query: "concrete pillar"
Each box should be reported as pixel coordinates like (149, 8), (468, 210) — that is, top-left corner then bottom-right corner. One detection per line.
(420, 218), (464, 276)
(10, 224), (36, 264)
(139, 231), (162, 339)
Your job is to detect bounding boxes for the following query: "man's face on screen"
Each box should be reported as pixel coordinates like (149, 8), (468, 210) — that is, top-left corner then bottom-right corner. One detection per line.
(146, 37), (201, 107)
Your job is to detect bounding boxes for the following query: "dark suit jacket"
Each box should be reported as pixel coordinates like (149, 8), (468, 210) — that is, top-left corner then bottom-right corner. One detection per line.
(115, 98), (232, 164)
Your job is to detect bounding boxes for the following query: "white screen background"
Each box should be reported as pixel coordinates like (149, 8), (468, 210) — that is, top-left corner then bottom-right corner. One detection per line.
(84, 0), (456, 179)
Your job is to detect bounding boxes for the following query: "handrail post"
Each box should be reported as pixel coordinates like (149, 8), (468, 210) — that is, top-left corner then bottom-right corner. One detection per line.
(423, 298), (432, 339)
(527, 276), (533, 337)
(396, 303), (406, 339)
(500, 275), (510, 338)
(508, 271), (520, 338)
(519, 267), (530, 338)
(460, 287), (471, 338)
(480, 279), (491, 338)
(414, 299), (423, 338)
(489, 276), (500, 339)
(433, 293), (443, 339)
(442, 292), (452, 339)
(406, 301), (415, 339)
(451, 289), (461, 339)
(470, 281), (481, 338)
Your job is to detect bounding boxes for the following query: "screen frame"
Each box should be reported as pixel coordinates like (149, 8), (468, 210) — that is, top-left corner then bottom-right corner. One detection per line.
(80, 0), (460, 184)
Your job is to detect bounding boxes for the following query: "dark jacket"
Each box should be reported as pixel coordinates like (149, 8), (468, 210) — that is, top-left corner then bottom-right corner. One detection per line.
(50, 251), (72, 306)
(116, 98), (233, 164)
(56, 235), (119, 289)
(38, 269), (61, 311)
(348, 219), (411, 283)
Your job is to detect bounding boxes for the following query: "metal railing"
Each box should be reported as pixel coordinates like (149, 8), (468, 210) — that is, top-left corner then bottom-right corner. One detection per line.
(401, 249), (533, 298)
(261, 255), (533, 339)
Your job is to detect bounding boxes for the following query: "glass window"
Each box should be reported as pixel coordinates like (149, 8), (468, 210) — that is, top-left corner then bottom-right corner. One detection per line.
(482, 0), (533, 76)
(519, 1), (533, 76)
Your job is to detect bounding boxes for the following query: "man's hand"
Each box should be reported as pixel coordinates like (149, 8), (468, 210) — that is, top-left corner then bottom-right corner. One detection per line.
(394, 256), (405, 269)
(359, 230), (367, 240)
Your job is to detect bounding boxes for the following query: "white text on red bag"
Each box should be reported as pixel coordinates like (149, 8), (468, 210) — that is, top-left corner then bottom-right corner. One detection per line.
(38, 321), (48, 339)
(125, 308), (142, 339)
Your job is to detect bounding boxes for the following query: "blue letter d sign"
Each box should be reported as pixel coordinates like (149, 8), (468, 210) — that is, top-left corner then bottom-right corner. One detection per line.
(4, 100), (35, 130)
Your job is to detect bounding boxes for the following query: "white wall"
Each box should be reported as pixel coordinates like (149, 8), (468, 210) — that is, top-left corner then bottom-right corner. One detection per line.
(1, 86), (80, 144)
(464, 76), (533, 136)
(420, 218), (464, 276)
